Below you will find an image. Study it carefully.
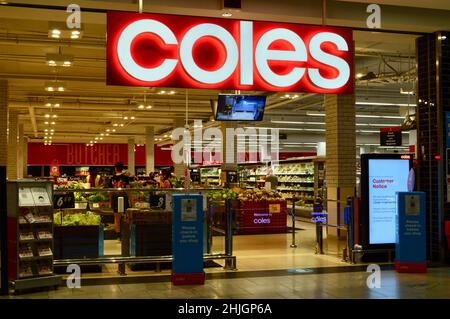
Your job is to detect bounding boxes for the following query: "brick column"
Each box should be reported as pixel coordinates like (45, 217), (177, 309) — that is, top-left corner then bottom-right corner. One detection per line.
(0, 79), (8, 295)
(145, 127), (155, 174)
(17, 124), (24, 179)
(23, 136), (28, 178)
(7, 111), (18, 180)
(325, 94), (356, 237)
(172, 118), (185, 178)
(127, 137), (135, 176)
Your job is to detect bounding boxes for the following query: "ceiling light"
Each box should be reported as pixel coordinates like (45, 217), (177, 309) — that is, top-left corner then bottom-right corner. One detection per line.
(45, 81), (65, 92)
(90, 140), (93, 143)
(138, 104), (145, 109)
(100, 133), (104, 136)
(356, 73), (364, 78)
(52, 115), (57, 118)
(94, 141), (97, 144)
(50, 129), (54, 132)
(123, 116), (128, 120)
(46, 54), (74, 67)
(112, 129), (116, 132)
(51, 122), (56, 125)
(146, 105), (152, 109)
(99, 137), (103, 140)
(306, 111), (404, 119)
(44, 129), (48, 132)
(120, 124), (124, 127)
(45, 114), (50, 118)
(222, 12), (232, 17)
(44, 121), (49, 125)
(45, 132), (48, 136)
(130, 116), (135, 120)
(45, 103), (51, 107)
(71, 30), (80, 36)
(159, 90), (166, 94)
(169, 90), (175, 95)
(106, 129), (110, 132)
(113, 123), (118, 127)
(400, 88), (414, 95)
(105, 133), (110, 136)
(54, 103), (60, 107)
(95, 137), (98, 140)
(164, 135), (168, 138)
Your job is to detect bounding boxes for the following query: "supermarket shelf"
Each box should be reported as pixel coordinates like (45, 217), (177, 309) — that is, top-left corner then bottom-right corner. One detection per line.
(278, 188), (314, 192)
(19, 238), (53, 243)
(274, 173), (314, 176)
(278, 180), (314, 183)
(19, 255), (53, 261)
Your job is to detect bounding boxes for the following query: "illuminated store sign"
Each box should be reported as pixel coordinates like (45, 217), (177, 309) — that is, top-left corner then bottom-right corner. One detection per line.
(107, 12), (353, 93)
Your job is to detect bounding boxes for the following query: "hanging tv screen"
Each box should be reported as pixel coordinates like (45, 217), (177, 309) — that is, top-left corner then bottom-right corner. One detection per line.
(215, 94), (266, 121)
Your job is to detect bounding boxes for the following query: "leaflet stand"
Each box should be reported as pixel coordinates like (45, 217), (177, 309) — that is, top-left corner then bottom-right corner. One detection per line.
(7, 181), (62, 293)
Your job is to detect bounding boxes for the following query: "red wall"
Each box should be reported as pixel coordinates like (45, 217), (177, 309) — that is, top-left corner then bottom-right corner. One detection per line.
(27, 143), (173, 166)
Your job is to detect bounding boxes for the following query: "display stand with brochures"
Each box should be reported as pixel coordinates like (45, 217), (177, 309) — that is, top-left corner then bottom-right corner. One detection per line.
(7, 181), (62, 292)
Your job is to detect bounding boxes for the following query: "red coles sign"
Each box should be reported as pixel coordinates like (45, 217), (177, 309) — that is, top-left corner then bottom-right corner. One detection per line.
(107, 12), (353, 94)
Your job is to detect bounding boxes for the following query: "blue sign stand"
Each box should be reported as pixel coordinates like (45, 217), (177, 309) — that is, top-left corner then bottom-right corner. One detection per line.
(172, 194), (205, 285)
(395, 192), (427, 273)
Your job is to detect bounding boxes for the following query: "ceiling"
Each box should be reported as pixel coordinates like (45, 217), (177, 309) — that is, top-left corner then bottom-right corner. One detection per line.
(0, 2), (420, 152)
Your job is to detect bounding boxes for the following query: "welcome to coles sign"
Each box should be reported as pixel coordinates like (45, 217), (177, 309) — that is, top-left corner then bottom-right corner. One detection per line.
(107, 11), (353, 94)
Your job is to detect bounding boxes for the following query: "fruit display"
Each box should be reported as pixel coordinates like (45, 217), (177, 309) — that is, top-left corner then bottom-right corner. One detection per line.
(273, 162), (314, 175)
(85, 192), (109, 203)
(237, 188), (285, 202)
(54, 211), (101, 226)
(208, 188), (238, 201)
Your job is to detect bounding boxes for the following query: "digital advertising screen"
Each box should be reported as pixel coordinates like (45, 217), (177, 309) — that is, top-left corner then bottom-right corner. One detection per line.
(360, 154), (413, 249)
(215, 95), (266, 121)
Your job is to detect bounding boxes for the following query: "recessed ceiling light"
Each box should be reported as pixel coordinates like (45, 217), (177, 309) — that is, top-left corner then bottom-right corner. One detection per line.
(112, 129), (116, 132)
(222, 12), (232, 17)
(123, 116), (128, 120)
(146, 105), (152, 109)
(106, 129), (110, 132)
(51, 122), (56, 125)
(99, 137), (103, 140)
(95, 137), (99, 140)
(100, 133), (104, 136)
(44, 121), (49, 125)
(52, 114), (57, 118)
(50, 129), (54, 132)
(130, 116), (135, 120)
(138, 104), (145, 109)
(45, 114), (50, 118)
(120, 124), (124, 127)
(105, 133), (110, 136)
(113, 123), (118, 127)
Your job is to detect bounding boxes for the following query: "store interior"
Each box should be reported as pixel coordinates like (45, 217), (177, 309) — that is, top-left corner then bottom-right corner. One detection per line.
(0, 5), (420, 282)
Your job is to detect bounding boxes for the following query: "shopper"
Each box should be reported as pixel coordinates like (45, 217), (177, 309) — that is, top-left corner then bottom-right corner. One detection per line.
(86, 167), (104, 188)
(109, 162), (130, 239)
(265, 166), (278, 190)
(159, 170), (172, 189)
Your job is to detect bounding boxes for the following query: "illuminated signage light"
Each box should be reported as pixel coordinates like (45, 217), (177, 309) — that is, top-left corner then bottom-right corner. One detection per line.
(107, 12), (353, 93)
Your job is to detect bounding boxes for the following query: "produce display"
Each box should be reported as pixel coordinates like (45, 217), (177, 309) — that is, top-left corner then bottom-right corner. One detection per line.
(85, 192), (109, 203)
(237, 188), (285, 202)
(54, 181), (87, 190)
(208, 189), (238, 201)
(54, 211), (101, 226)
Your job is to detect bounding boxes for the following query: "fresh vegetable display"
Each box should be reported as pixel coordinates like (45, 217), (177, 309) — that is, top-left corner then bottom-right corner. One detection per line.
(237, 188), (285, 202)
(208, 189), (238, 201)
(86, 193), (109, 203)
(54, 211), (101, 226)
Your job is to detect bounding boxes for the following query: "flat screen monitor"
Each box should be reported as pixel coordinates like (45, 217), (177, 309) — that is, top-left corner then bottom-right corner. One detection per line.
(360, 153), (413, 249)
(215, 94), (266, 121)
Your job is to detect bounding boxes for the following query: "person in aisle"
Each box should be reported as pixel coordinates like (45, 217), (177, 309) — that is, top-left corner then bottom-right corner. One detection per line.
(86, 167), (104, 188)
(109, 162), (130, 239)
(265, 165), (278, 190)
(159, 170), (172, 189)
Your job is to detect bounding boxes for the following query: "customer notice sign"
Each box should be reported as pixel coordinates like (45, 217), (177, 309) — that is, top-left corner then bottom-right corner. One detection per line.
(380, 127), (402, 146)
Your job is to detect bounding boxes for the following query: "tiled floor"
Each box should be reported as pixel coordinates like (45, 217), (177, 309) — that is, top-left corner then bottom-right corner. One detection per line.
(3, 267), (449, 299)
(3, 218), (448, 299)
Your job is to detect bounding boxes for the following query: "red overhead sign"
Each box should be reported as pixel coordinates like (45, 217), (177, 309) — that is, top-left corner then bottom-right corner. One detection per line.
(107, 12), (353, 93)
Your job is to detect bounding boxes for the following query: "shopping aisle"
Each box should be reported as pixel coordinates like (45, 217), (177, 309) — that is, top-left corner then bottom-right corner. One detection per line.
(2, 267), (449, 299)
